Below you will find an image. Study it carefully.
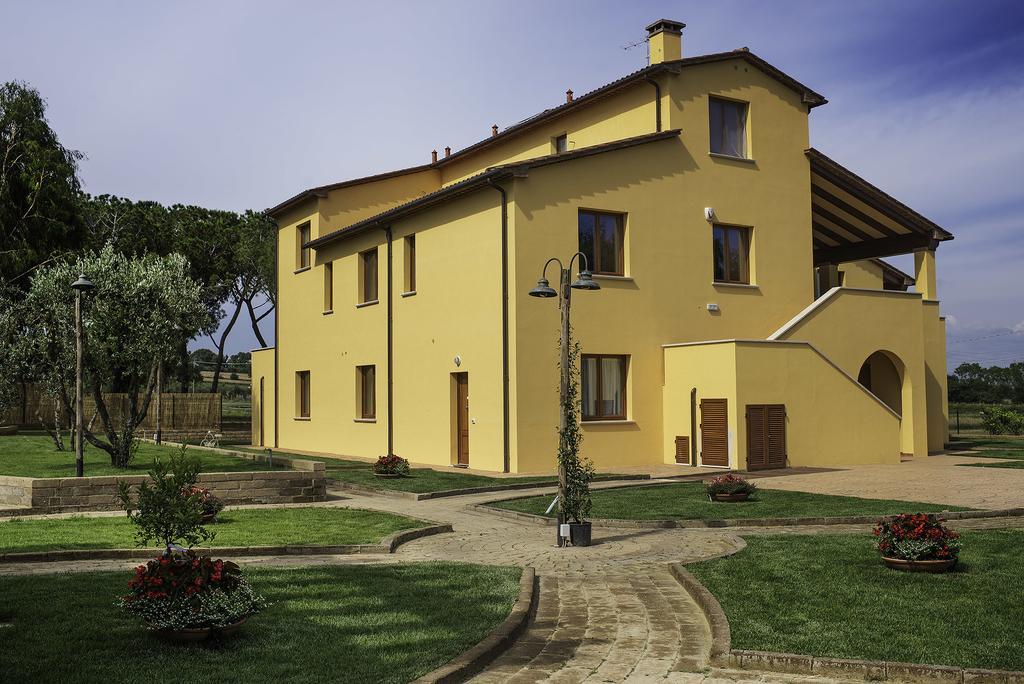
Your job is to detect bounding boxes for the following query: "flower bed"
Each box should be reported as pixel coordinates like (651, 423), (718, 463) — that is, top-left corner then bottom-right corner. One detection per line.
(706, 474), (757, 501)
(182, 485), (225, 521)
(874, 513), (960, 570)
(119, 547), (266, 634)
(373, 454), (410, 477)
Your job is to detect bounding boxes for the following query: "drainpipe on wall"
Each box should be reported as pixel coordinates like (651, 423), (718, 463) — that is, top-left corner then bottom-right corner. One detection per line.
(384, 226), (395, 456)
(273, 224), (280, 448)
(487, 179), (511, 473)
(690, 387), (698, 466)
(644, 76), (663, 132)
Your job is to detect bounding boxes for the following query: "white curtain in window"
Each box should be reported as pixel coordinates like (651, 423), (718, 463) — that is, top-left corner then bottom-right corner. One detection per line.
(600, 357), (623, 416)
(582, 357), (597, 418)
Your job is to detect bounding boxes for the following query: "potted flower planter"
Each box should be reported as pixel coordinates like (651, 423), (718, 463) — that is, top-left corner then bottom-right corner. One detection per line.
(569, 522), (592, 547)
(709, 492), (751, 502)
(373, 472), (406, 479)
(882, 557), (956, 573)
(151, 617), (248, 643)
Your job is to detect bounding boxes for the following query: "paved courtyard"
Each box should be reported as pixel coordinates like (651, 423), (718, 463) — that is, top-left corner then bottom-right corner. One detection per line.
(750, 453), (1024, 509)
(3, 459), (1021, 682)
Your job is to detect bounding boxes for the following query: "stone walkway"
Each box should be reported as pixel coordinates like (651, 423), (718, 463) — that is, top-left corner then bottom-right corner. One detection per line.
(3, 481), (1019, 682)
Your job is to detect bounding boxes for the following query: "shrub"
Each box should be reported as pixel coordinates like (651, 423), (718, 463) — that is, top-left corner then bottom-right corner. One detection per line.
(874, 513), (961, 561)
(116, 443), (213, 551)
(118, 548), (266, 631)
(183, 485), (225, 519)
(980, 406), (1024, 435)
(705, 474), (757, 497)
(558, 339), (594, 525)
(373, 454), (410, 476)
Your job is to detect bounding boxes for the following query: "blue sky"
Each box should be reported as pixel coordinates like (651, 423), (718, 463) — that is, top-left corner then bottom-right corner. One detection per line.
(3, 1), (1023, 366)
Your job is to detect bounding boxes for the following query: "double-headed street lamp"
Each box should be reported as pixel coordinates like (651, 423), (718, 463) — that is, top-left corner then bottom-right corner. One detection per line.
(528, 252), (600, 547)
(71, 273), (94, 478)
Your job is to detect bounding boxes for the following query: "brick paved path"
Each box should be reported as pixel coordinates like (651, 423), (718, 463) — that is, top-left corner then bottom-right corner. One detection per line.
(3, 482), (1018, 682)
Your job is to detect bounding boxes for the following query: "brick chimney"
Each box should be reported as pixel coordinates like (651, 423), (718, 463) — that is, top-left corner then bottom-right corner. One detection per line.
(646, 19), (685, 64)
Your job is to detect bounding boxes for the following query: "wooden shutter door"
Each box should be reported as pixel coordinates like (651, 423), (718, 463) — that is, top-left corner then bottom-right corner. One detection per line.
(674, 436), (690, 464)
(746, 405), (766, 470)
(699, 399), (729, 467)
(767, 404), (787, 468)
(747, 403), (786, 470)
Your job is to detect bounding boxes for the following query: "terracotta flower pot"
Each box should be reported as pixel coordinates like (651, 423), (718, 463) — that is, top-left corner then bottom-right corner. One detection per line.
(709, 492), (751, 502)
(882, 557), (957, 573)
(151, 617), (248, 643)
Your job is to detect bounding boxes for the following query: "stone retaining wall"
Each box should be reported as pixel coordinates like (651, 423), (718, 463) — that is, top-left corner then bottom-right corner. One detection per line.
(0, 477), (33, 508)
(0, 463), (327, 514)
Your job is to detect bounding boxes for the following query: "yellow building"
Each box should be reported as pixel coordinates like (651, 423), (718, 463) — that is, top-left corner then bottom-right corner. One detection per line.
(252, 19), (953, 474)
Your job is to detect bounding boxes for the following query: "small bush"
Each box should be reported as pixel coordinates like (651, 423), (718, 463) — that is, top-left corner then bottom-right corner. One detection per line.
(118, 548), (266, 631)
(874, 513), (961, 561)
(116, 443), (213, 551)
(980, 406), (1024, 435)
(705, 474), (757, 497)
(373, 454), (410, 476)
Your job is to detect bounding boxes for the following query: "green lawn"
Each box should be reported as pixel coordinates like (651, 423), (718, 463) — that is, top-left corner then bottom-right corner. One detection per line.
(688, 530), (1024, 670)
(0, 506), (423, 553)
(255, 448), (562, 494)
(0, 562), (521, 683)
(490, 482), (965, 520)
(0, 435), (282, 478)
(952, 437), (1024, 470)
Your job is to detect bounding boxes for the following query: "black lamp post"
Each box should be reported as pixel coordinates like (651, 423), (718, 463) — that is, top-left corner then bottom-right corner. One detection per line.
(528, 252), (600, 546)
(71, 273), (94, 478)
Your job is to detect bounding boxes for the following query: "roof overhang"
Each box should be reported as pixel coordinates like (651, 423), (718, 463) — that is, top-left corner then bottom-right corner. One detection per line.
(306, 129), (682, 249)
(807, 148), (953, 265)
(269, 49), (825, 220)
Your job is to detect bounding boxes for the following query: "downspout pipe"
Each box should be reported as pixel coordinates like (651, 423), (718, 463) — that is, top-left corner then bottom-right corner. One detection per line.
(645, 76), (662, 132)
(384, 226), (395, 456)
(487, 179), (511, 473)
(690, 387), (698, 466)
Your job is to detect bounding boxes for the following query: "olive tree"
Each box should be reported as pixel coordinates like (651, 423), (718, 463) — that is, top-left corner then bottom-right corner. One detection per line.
(25, 246), (209, 466)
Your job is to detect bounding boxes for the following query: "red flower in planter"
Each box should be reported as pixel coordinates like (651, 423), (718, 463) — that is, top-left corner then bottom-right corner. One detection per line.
(873, 513), (961, 562)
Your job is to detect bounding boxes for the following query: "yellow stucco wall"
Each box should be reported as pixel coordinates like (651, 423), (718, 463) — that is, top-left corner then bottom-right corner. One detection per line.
(509, 60), (815, 473)
(259, 53), (948, 473)
(251, 347), (275, 448)
(923, 302), (950, 451)
(771, 288), (929, 458)
(839, 260), (884, 289)
(663, 341), (901, 470)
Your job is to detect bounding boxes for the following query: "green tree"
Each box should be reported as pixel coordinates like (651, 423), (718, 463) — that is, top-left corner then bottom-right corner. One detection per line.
(0, 287), (24, 422)
(0, 81), (83, 285)
(25, 247), (210, 466)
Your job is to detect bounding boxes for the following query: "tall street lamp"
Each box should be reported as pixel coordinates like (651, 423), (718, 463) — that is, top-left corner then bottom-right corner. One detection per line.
(71, 273), (94, 478)
(528, 252), (600, 546)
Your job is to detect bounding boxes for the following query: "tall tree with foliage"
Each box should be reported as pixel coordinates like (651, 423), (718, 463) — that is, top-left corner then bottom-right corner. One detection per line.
(25, 247), (209, 466)
(948, 362), (1024, 404)
(0, 81), (83, 285)
(0, 286), (23, 423)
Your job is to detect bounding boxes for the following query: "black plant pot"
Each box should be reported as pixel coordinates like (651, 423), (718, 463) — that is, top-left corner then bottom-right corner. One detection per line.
(569, 522), (592, 547)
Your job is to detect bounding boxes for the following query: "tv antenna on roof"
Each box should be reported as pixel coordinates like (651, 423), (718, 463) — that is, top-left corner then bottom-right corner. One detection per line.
(621, 35), (650, 66)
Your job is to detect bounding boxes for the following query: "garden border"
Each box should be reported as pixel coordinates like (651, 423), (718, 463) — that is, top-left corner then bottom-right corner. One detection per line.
(670, 562), (1024, 683)
(0, 523), (453, 564)
(413, 566), (537, 684)
(476, 502), (1024, 529)
(328, 474), (653, 501)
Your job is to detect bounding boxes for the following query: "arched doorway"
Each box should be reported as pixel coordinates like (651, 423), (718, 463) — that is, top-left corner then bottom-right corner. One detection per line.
(857, 350), (915, 457)
(857, 351), (903, 415)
